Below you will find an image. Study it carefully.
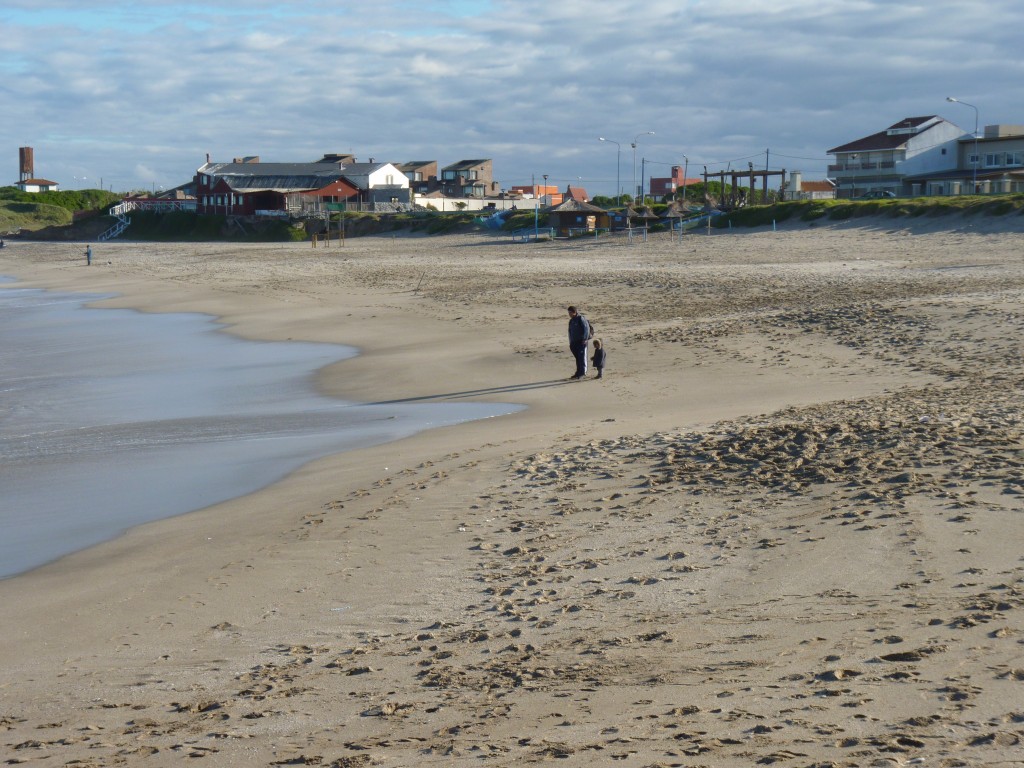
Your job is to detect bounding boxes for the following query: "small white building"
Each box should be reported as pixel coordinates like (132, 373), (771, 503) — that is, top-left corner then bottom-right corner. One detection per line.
(335, 161), (410, 205)
(14, 178), (60, 193)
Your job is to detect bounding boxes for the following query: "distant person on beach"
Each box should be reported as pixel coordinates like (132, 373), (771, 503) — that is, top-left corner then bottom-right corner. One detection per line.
(85, 245), (92, 266)
(567, 305), (591, 380)
(0, 239), (5, 248)
(592, 338), (606, 379)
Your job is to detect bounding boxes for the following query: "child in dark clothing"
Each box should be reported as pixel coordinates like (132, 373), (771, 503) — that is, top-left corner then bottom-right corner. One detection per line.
(591, 338), (606, 379)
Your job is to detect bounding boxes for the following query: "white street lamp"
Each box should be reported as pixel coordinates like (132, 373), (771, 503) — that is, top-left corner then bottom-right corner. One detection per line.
(632, 131), (654, 203)
(598, 137), (621, 203)
(946, 96), (979, 194)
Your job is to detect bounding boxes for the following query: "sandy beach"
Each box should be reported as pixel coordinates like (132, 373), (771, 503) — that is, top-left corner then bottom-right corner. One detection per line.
(1, 217), (1022, 767)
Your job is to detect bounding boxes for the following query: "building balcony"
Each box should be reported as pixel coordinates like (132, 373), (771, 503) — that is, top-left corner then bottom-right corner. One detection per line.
(828, 161), (897, 173)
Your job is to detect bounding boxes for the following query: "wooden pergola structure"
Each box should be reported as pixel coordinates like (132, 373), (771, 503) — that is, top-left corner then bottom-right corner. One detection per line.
(703, 163), (788, 209)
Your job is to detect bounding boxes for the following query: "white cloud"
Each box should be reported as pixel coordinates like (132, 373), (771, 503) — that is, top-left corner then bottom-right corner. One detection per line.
(2, 0), (1022, 194)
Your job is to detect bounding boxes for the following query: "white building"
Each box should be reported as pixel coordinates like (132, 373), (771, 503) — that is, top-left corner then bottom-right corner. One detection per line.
(827, 116), (967, 198)
(14, 178), (60, 193)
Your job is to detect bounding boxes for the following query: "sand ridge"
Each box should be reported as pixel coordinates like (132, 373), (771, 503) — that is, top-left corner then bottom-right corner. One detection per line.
(0, 221), (1022, 766)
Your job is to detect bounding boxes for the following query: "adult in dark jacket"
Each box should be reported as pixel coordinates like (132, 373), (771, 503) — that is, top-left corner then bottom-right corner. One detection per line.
(567, 305), (590, 379)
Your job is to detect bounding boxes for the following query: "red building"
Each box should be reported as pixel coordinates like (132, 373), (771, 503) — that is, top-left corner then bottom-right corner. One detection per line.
(194, 160), (356, 216)
(649, 165), (702, 198)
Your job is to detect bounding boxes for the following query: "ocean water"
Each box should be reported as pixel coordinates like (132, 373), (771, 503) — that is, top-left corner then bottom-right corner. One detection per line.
(0, 280), (520, 579)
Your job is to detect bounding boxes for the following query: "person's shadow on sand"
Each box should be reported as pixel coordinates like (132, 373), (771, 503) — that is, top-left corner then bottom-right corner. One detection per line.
(364, 379), (572, 405)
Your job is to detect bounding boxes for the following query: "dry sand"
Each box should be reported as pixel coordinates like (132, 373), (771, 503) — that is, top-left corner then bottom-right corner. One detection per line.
(1, 217), (1023, 767)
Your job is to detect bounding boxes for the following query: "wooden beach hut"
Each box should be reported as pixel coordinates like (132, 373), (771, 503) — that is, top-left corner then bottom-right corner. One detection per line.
(544, 198), (611, 237)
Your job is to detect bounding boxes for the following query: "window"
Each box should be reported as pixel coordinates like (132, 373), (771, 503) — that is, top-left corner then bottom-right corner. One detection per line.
(1006, 151), (1023, 166)
(968, 154), (980, 166)
(984, 153), (1002, 167)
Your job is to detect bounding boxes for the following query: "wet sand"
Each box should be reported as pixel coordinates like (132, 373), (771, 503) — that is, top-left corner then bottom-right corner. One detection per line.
(0, 284), (516, 578)
(1, 217), (1022, 766)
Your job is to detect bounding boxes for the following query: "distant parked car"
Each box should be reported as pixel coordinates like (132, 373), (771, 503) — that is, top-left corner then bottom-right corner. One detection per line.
(854, 190), (896, 199)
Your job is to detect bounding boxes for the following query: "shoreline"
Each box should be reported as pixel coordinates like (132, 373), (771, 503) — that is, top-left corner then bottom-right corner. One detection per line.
(1, 230), (1021, 766)
(0, 276), (520, 579)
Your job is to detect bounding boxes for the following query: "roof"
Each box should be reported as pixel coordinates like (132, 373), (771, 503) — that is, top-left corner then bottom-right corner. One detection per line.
(199, 160), (395, 193)
(17, 178), (59, 185)
(335, 162), (393, 177)
(216, 174), (345, 193)
(544, 198), (608, 214)
(200, 161), (344, 177)
(799, 180), (836, 192)
(827, 116), (942, 154)
(565, 185), (589, 201)
(442, 159), (491, 171)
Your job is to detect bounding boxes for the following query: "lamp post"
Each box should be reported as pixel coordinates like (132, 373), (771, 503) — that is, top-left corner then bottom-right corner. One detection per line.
(680, 155), (689, 205)
(542, 174), (548, 205)
(632, 131), (654, 203)
(946, 96), (979, 194)
(598, 137), (621, 204)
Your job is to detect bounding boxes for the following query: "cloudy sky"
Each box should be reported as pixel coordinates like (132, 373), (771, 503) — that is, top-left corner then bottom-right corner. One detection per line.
(3, 0), (1021, 197)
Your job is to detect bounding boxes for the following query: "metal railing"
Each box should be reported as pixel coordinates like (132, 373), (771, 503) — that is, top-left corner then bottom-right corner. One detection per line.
(96, 199), (197, 241)
(511, 227), (554, 242)
(828, 161), (897, 172)
(98, 201), (133, 241)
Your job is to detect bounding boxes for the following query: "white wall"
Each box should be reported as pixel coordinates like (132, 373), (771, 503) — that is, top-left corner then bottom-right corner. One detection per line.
(413, 195), (538, 212)
(901, 122), (967, 176)
(367, 163), (410, 189)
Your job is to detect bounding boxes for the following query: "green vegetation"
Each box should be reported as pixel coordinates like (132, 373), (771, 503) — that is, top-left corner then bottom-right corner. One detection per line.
(9, 193), (1024, 242)
(124, 211), (306, 242)
(501, 210), (544, 232)
(0, 186), (121, 234)
(328, 210), (480, 236)
(715, 194), (1024, 228)
(0, 200), (73, 232)
(0, 186), (121, 213)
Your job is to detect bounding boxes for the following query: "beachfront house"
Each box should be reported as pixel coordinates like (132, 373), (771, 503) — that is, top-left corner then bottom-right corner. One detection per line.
(439, 159), (499, 198)
(193, 156), (410, 216)
(396, 161), (438, 196)
(828, 116), (966, 198)
(903, 124), (1024, 196)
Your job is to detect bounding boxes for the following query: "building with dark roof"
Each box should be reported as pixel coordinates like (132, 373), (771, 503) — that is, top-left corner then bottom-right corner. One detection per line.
(827, 116), (966, 198)
(396, 161), (438, 195)
(193, 157), (409, 215)
(439, 159), (497, 198)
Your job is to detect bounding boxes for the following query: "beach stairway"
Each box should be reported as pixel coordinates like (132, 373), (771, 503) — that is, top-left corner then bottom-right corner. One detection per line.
(97, 200), (135, 241)
(96, 199), (198, 241)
